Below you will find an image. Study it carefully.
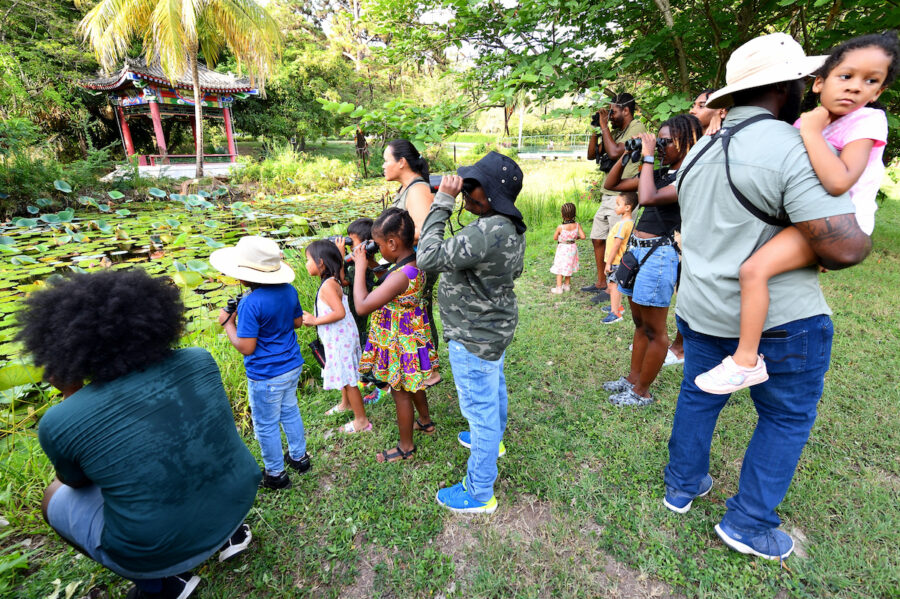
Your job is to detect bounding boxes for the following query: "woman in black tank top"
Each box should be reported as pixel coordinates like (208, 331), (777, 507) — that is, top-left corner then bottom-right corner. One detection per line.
(599, 115), (703, 406)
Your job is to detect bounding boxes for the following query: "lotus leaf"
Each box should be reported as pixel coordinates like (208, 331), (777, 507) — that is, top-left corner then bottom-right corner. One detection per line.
(0, 364), (43, 391)
(148, 188), (168, 198)
(57, 210), (75, 222)
(186, 259), (210, 272)
(98, 204), (110, 212)
(107, 190), (125, 200)
(171, 271), (203, 287)
(11, 255), (37, 265)
(0, 236), (15, 246)
(197, 190), (211, 198)
(40, 214), (60, 224)
(27, 206), (39, 214)
(171, 233), (188, 247)
(53, 180), (73, 193)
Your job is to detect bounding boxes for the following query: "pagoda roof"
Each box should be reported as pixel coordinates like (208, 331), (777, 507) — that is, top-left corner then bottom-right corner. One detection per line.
(81, 57), (256, 94)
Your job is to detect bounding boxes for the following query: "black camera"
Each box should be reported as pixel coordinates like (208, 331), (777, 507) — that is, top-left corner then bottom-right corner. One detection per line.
(329, 235), (353, 245)
(597, 153), (614, 173)
(621, 137), (665, 166)
(224, 292), (248, 315)
(343, 239), (378, 263)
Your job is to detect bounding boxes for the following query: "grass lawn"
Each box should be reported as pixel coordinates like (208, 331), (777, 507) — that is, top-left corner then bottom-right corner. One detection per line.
(8, 164), (900, 598)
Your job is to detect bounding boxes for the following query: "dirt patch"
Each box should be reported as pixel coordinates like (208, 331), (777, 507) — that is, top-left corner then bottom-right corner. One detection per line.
(432, 495), (681, 598)
(341, 534), (394, 599)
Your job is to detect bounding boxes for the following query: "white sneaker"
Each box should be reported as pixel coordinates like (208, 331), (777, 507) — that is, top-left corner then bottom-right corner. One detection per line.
(551, 287), (563, 294)
(695, 355), (768, 394)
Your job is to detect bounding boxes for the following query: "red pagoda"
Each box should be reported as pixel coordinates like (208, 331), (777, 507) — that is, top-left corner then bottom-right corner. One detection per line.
(82, 57), (257, 176)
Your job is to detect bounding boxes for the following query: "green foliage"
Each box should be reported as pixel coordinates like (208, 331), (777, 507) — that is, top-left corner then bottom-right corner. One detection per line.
(233, 143), (360, 194)
(322, 95), (474, 146)
(366, 0), (900, 154)
(235, 33), (353, 143)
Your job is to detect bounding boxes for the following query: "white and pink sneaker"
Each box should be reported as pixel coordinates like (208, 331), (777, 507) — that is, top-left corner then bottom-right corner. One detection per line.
(695, 355), (769, 394)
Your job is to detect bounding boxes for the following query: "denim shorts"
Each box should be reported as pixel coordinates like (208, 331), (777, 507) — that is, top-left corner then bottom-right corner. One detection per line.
(618, 243), (679, 308)
(47, 484), (236, 580)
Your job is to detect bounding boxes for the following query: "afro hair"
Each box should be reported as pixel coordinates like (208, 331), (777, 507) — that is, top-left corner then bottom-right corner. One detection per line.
(16, 269), (185, 386)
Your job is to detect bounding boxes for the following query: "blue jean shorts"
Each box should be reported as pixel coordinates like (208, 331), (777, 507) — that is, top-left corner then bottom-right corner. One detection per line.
(619, 243), (679, 308)
(47, 484), (235, 580)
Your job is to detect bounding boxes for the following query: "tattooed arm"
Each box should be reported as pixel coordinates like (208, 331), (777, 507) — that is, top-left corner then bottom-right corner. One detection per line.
(793, 214), (872, 271)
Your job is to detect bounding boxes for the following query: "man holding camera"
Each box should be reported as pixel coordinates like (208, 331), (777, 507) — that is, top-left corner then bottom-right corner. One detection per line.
(584, 93), (646, 302)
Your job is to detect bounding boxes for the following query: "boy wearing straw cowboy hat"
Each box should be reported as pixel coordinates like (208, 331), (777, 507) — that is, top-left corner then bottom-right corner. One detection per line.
(211, 236), (312, 490)
(663, 33), (871, 560)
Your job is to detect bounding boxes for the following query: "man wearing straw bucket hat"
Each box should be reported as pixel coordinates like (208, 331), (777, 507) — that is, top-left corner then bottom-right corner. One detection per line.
(211, 236), (312, 491)
(662, 33), (871, 560)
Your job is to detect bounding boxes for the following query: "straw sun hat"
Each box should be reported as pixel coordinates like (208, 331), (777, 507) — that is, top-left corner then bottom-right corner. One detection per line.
(706, 33), (827, 109)
(210, 236), (295, 284)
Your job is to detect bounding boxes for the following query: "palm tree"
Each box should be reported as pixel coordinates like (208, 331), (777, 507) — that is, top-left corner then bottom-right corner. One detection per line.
(77, 0), (281, 178)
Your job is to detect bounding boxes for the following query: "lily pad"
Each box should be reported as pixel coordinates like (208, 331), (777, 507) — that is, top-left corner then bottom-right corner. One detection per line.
(0, 236), (15, 246)
(0, 363), (43, 391)
(26, 205), (39, 214)
(107, 190), (125, 200)
(186, 259), (210, 272)
(116, 209), (132, 216)
(148, 187), (168, 198)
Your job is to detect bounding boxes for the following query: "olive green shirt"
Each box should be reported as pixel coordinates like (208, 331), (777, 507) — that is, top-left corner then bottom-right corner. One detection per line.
(675, 106), (856, 337)
(599, 118), (648, 195)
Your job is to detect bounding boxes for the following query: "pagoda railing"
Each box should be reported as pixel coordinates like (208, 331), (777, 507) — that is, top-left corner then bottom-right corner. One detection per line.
(145, 153), (237, 166)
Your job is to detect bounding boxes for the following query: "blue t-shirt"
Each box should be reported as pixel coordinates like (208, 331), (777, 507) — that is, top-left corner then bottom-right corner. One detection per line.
(236, 284), (304, 380)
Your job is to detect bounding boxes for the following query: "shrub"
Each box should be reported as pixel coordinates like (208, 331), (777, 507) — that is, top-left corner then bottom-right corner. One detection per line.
(234, 142), (359, 195)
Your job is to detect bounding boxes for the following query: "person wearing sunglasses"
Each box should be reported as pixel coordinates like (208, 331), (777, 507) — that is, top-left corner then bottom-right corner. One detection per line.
(599, 114), (704, 407)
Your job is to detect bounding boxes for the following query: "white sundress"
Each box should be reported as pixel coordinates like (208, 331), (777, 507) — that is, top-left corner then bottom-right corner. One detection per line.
(316, 280), (362, 389)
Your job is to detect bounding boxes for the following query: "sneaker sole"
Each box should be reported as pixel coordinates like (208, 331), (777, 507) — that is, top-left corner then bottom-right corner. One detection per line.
(218, 526), (252, 562)
(695, 372), (770, 395)
(175, 575), (201, 599)
(663, 479), (713, 514)
(457, 437), (506, 458)
(714, 524), (794, 560)
(435, 491), (498, 514)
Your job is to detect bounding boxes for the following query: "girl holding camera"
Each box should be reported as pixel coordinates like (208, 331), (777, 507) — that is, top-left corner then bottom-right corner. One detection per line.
(601, 114), (704, 407)
(354, 208), (439, 463)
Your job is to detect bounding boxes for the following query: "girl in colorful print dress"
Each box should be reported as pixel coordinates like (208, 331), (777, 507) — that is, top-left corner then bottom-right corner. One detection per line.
(302, 240), (372, 434)
(353, 208), (439, 463)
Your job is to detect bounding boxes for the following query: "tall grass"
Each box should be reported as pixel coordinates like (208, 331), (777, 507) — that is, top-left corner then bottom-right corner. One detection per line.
(517, 159), (600, 228)
(234, 142), (360, 195)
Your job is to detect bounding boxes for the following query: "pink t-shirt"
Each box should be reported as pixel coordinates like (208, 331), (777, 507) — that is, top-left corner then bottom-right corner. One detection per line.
(794, 107), (887, 234)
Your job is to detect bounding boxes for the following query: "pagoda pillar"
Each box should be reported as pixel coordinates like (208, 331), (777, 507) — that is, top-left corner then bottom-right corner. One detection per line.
(223, 106), (237, 160)
(148, 99), (168, 162)
(117, 105), (135, 157)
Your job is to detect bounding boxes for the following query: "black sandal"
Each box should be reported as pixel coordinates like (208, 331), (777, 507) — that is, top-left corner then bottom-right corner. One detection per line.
(377, 445), (416, 463)
(413, 418), (436, 434)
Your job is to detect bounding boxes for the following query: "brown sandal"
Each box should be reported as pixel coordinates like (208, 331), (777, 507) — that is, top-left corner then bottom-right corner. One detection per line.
(413, 418), (436, 434)
(376, 445), (416, 463)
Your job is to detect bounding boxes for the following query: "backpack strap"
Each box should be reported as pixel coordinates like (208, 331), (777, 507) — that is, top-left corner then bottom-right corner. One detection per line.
(678, 113), (790, 228)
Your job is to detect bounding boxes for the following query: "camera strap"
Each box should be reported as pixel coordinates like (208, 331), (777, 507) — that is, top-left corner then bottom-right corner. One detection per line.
(677, 113), (790, 228)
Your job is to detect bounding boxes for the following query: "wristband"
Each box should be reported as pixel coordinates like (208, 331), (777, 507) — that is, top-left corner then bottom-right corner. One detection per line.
(642, 156), (655, 164)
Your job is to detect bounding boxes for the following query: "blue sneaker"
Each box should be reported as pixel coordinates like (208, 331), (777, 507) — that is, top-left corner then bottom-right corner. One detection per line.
(457, 431), (506, 457)
(436, 480), (498, 514)
(602, 311), (623, 324)
(715, 521), (794, 561)
(663, 474), (713, 513)
(600, 305), (612, 313)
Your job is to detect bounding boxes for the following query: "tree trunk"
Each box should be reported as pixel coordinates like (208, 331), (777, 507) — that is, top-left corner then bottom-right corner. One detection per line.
(653, 0), (690, 95)
(191, 51), (204, 179)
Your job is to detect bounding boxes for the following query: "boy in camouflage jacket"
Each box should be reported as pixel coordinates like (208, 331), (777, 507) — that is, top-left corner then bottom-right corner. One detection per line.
(417, 152), (526, 514)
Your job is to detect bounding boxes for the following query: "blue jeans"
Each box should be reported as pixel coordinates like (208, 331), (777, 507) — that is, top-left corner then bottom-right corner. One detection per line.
(247, 365), (306, 475)
(47, 485), (241, 589)
(619, 244), (679, 308)
(448, 340), (508, 503)
(665, 315), (833, 534)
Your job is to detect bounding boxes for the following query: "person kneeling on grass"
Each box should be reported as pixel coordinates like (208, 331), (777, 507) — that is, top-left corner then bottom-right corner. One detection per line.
(22, 270), (260, 599)
(417, 151), (526, 514)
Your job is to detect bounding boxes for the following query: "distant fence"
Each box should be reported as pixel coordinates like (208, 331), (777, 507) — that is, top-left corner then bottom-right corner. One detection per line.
(500, 134), (591, 155)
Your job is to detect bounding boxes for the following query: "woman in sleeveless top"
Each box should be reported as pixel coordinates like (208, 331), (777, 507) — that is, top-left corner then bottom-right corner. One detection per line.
(383, 140), (441, 379)
(599, 115), (704, 407)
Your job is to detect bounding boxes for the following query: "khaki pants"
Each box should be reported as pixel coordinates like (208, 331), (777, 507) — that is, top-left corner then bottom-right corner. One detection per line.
(590, 194), (623, 240)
